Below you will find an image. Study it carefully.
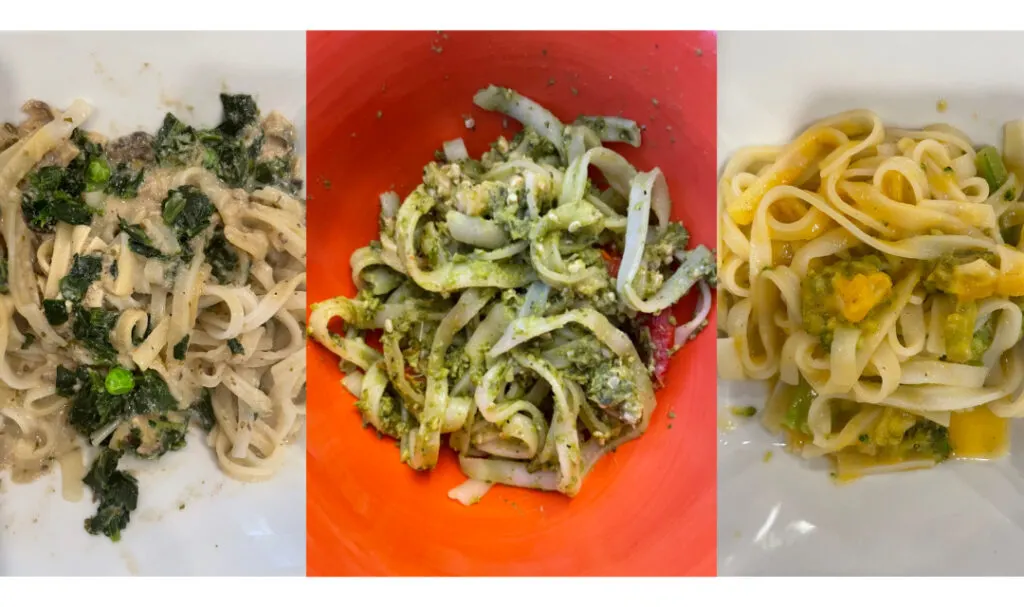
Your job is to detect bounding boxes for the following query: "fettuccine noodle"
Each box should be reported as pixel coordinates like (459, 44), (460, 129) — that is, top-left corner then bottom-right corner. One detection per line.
(0, 95), (305, 540)
(719, 109), (1024, 479)
(309, 86), (715, 503)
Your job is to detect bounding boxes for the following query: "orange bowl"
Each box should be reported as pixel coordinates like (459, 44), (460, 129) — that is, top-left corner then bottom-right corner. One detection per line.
(306, 30), (717, 576)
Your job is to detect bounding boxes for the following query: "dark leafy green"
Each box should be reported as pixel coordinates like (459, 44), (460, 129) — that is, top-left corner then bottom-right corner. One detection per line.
(118, 219), (164, 259)
(43, 299), (69, 326)
(218, 93), (259, 136)
(161, 185), (215, 240)
(0, 257), (7, 294)
(59, 253), (102, 302)
(21, 166), (95, 232)
(205, 226), (240, 284)
(71, 306), (119, 362)
(83, 448), (138, 542)
(107, 163), (145, 199)
(227, 338), (244, 355)
(22, 333), (35, 349)
(189, 388), (216, 433)
(153, 113), (198, 166)
(65, 366), (178, 437)
(56, 364), (85, 397)
(172, 336), (189, 361)
(115, 413), (188, 460)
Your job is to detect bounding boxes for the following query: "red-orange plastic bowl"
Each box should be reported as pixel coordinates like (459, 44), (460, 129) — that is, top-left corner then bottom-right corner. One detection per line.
(306, 30), (717, 576)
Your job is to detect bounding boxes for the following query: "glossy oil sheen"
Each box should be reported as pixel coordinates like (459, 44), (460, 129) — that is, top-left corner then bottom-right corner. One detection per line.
(306, 30), (717, 576)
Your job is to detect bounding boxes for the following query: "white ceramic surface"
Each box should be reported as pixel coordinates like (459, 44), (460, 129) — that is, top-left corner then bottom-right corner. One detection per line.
(0, 32), (306, 576)
(718, 31), (1024, 576)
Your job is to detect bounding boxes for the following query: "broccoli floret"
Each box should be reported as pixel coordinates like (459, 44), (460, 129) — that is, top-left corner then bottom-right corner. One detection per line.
(83, 448), (138, 542)
(900, 420), (953, 462)
(110, 411), (189, 459)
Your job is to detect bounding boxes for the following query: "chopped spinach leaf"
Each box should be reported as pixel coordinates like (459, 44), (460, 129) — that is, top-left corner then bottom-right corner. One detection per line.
(173, 335), (189, 360)
(21, 166), (95, 233)
(65, 366), (178, 437)
(189, 388), (216, 433)
(106, 163), (144, 199)
(56, 364), (85, 397)
(72, 306), (119, 362)
(0, 257), (7, 294)
(218, 93), (259, 136)
(153, 113), (198, 166)
(118, 219), (164, 259)
(21, 333), (35, 349)
(205, 226), (239, 283)
(59, 253), (103, 302)
(254, 155), (301, 194)
(83, 448), (138, 542)
(161, 185), (214, 240)
(43, 299), (70, 325)
(227, 338), (244, 355)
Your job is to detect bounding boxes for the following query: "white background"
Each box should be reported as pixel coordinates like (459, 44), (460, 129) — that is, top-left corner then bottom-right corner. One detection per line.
(0, 31), (306, 576)
(719, 31), (1024, 576)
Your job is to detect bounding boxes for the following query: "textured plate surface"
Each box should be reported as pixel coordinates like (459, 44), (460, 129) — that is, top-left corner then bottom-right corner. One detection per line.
(306, 30), (717, 576)
(719, 30), (1024, 576)
(0, 31), (306, 576)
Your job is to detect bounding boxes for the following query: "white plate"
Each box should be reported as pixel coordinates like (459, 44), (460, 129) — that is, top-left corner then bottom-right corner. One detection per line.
(0, 32), (306, 576)
(718, 31), (1024, 576)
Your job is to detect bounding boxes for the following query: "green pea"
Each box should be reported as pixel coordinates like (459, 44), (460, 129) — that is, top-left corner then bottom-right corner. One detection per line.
(105, 367), (135, 395)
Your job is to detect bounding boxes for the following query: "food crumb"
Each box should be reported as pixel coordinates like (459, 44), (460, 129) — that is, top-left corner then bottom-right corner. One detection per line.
(695, 48), (703, 57)
(463, 115), (475, 130)
(324, 179), (332, 189)
(548, 78), (556, 87)
(731, 406), (757, 418)
(431, 43), (444, 54)
(376, 110), (382, 119)
(570, 87), (578, 96)
(763, 451), (774, 463)
(937, 99), (948, 113)
(668, 411), (676, 419)
(178, 503), (186, 510)
(652, 97), (660, 107)
(667, 423), (673, 430)
(541, 48), (547, 56)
